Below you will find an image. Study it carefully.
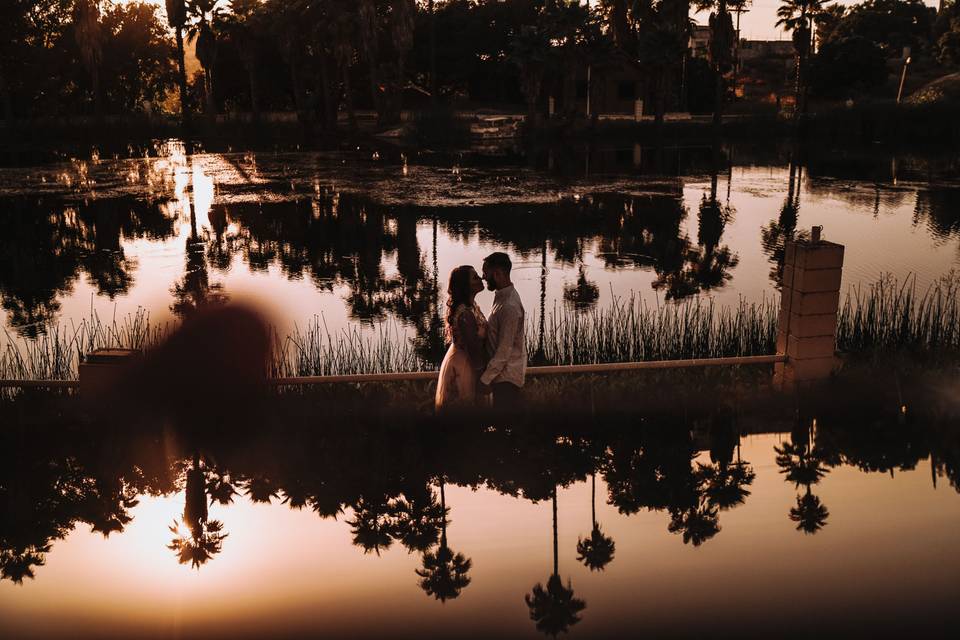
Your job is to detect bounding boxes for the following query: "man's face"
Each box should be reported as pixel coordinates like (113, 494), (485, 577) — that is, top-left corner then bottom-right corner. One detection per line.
(482, 263), (497, 291)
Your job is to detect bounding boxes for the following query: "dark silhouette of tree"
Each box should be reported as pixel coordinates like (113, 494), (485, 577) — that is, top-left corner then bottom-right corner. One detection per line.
(776, 423), (831, 535)
(576, 473), (615, 571)
(348, 494), (395, 555)
(667, 496), (721, 546)
(73, 0), (103, 119)
(761, 157), (809, 287)
(525, 488), (586, 636)
(416, 482), (472, 602)
(168, 457), (227, 568)
(166, 0), (192, 125)
(563, 265), (600, 311)
(789, 486), (829, 533)
(392, 482), (444, 553)
(777, 0), (824, 120)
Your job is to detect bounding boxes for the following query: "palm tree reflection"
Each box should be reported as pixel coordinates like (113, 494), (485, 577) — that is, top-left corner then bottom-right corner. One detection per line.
(775, 422), (831, 534)
(168, 456), (227, 569)
(789, 487), (830, 534)
(525, 487), (586, 636)
(416, 482), (472, 602)
(576, 473), (615, 571)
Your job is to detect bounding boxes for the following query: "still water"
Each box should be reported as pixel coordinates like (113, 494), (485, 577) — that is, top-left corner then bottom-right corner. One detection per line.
(1, 142), (959, 346)
(1, 407), (958, 638)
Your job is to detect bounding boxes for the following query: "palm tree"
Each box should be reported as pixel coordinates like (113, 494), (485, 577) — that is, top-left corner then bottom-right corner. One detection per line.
(188, 0), (222, 116)
(667, 497), (721, 546)
(168, 456), (228, 568)
(225, 0), (263, 122)
(776, 0), (824, 120)
(392, 483), (444, 553)
(576, 474), (615, 571)
(415, 482), (472, 601)
(348, 495), (395, 555)
(73, 0), (103, 120)
(525, 487), (587, 636)
(789, 486), (829, 533)
(696, 0), (736, 126)
(166, 0), (191, 125)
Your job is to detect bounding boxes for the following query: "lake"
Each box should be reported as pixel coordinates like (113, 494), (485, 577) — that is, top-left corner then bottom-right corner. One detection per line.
(1, 141), (958, 354)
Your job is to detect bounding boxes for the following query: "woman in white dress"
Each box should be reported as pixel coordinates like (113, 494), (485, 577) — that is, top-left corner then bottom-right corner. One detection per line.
(435, 265), (488, 410)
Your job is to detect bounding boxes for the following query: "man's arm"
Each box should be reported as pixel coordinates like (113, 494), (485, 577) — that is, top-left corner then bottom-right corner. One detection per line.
(480, 302), (521, 386)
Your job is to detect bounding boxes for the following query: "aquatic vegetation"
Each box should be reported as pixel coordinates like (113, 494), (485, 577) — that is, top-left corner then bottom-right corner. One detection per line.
(3, 274), (960, 384)
(837, 273), (960, 359)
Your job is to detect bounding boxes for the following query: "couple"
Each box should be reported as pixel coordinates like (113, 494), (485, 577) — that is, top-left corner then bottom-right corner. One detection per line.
(435, 252), (526, 411)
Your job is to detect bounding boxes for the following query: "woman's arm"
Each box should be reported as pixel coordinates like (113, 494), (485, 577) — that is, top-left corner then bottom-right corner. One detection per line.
(457, 310), (486, 371)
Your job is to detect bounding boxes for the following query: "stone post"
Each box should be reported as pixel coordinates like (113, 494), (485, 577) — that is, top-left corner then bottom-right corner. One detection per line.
(775, 227), (845, 388)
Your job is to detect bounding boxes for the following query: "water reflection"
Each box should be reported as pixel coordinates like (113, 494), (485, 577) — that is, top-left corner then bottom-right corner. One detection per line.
(2, 386), (960, 639)
(3, 147), (960, 340)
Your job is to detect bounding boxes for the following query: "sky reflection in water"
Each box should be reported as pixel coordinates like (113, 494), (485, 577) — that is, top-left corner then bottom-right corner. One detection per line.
(1, 143), (958, 345)
(1, 406), (959, 638)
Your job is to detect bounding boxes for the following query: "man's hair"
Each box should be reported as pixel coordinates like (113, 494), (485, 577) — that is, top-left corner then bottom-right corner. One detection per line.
(483, 251), (512, 273)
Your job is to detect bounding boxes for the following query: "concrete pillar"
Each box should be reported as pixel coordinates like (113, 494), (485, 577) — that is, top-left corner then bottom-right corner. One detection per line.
(79, 348), (139, 397)
(775, 228), (844, 388)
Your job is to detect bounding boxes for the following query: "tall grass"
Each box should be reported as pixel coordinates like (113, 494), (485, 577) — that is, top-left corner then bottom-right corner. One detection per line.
(837, 273), (960, 357)
(3, 273), (960, 383)
(271, 316), (427, 378)
(1, 308), (165, 381)
(530, 295), (778, 365)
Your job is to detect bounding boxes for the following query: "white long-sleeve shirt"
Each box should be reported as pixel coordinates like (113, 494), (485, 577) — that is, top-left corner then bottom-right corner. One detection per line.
(481, 284), (526, 387)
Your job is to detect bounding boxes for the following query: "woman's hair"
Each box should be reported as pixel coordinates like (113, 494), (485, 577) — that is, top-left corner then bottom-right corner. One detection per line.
(445, 265), (475, 342)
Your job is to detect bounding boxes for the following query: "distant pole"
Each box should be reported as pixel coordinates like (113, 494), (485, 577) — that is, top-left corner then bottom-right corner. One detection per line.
(896, 57), (911, 104)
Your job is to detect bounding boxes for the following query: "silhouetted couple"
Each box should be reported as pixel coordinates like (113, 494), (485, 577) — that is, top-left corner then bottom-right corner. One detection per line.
(435, 252), (526, 412)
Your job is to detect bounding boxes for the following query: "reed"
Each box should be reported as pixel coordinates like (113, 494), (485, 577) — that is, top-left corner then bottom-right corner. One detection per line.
(529, 295), (779, 366)
(836, 273), (960, 358)
(3, 273), (959, 384)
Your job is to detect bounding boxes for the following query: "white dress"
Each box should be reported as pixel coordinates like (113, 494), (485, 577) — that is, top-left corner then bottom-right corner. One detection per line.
(435, 302), (488, 410)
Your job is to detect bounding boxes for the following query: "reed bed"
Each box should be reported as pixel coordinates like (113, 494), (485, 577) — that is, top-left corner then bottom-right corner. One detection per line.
(531, 295), (778, 366)
(1, 308), (165, 382)
(3, 273), (959, 384)
(271, 316), (427, 378)
(837, 273), (960, 357)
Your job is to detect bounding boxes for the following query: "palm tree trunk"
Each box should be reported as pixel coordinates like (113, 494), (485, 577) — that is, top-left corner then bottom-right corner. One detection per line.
(429, 0), (437, 104)
(713, 0), (728, 130)
(552, 488), (559, 577)
(590, 474), (596, 528)
(205, 69), (216, 117)
(175, 28), (191, 126)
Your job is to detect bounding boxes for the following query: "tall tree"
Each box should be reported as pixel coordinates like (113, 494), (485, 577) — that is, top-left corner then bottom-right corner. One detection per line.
(777, 0), (824, 121)
(188, 0), (222, 116)
(73, 0), (104, 119)
(166, 0), (192, 125)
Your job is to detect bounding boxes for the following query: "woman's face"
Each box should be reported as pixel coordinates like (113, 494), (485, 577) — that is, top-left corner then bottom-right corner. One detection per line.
(469, 268), (484, 295)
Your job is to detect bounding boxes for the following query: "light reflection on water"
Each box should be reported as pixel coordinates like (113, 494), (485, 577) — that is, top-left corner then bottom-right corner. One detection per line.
(0, 144), (958, 346)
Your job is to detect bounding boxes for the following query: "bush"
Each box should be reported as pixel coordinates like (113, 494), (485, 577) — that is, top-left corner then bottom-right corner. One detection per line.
(810, 36), (889, 98)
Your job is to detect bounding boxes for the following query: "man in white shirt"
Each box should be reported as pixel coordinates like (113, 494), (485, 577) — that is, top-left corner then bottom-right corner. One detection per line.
(479, 252), (526, 410)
